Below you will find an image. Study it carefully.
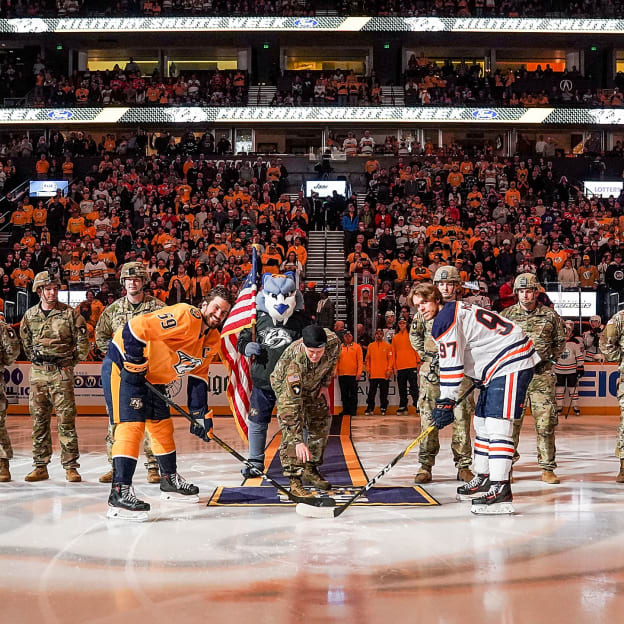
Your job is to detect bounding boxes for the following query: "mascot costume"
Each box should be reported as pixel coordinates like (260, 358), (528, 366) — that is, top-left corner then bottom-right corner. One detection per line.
(237, 272), (308, 476)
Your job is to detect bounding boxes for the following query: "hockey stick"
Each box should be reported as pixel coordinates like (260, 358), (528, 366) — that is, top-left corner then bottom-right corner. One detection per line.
(296, 383), (476, 519)
(145, 381), (336, 508)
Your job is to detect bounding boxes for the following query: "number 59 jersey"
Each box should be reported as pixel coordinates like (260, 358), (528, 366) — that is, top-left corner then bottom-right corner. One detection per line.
(109, 303), (221, 386)
(432, 301), (541, 401)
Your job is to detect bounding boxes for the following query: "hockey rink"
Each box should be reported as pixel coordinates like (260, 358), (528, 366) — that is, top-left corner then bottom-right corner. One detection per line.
(2, 413), (624, 624)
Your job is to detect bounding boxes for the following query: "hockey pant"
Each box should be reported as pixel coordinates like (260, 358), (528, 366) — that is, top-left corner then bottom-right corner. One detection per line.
(473, 368), (534, 482)
(102, 358), (176, 485)
(555, 373), (579, 412)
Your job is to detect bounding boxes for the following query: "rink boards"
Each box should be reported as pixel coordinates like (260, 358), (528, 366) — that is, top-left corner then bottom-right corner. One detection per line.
(4, 361), (620, 415)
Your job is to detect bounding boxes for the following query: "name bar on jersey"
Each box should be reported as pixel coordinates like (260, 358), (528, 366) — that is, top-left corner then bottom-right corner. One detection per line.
(1, 106), (624, 125)
(2, 16), (624, 34)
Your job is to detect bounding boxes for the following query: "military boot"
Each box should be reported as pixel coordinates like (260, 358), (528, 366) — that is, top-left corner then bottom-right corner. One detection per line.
(541, 469), (560, 484)
(302, 464), (331, 490)
(65, 467), (82, 482)
(457, 468), (474, 482)
(616, 460), (624, 483)
(414, 466), (432, 484)
(289, 476), (315, 498)
(146, 467), (160, 483)
(0, 458), (10, 482)
(25, 466), (49, 482)
(99, 469), (113, 483)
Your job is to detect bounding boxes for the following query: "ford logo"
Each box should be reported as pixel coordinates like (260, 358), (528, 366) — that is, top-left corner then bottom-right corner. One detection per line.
(294, 18), (319, 27)
(47, 110), (73, 120)
(471, 109), (498, 120)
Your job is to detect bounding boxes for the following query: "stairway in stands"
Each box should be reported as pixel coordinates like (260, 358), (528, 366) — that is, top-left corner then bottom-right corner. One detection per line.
(381, 86), (405, 106)
(247, 85), (277, 106)
(305, 230), (347, 321)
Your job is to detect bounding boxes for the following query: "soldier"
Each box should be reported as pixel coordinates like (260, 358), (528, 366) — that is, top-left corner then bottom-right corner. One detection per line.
(501, 273), (566, 484)
(0, 314), (21, 482)
(95, 262), (165, 484)
(409, 265), (475, 484)
(599, 309), (624, 482)
(20, 271), (90, 482)
(270, 326), (341, 498)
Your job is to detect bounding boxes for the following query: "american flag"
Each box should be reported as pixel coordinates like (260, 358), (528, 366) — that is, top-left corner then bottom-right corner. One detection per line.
(220, 247), (258, 442)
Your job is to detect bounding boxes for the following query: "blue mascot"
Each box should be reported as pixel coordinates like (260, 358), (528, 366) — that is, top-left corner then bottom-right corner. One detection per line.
(237, 272), (308, 476)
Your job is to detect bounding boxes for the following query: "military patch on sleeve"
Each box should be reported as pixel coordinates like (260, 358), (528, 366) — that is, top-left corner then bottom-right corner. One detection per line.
(79, 326), (86, 334)
(6, 328), (15, 338)
(287, 373), (302, 396)
(190, 308), (201, 319)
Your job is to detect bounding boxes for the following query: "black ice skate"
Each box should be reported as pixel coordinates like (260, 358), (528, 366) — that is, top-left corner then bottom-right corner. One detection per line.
(456, 473), (491, 501)
(107, 483), (150, 522)
(471, 481), (515, 515)
(160, 473), (200, 503)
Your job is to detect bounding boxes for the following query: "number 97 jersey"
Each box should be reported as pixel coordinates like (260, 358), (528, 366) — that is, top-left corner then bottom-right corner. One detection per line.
(432, 301), (541, 401)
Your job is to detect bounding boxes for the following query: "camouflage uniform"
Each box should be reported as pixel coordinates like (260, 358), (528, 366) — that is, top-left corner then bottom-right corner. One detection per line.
(95, 294), (164, 469)
(410, 313), (474, 470)
(599, 310), (624, 461)
(501, 303), (566, 470)
(20, 301), (90, 468)
(0, 320), (21, 460)
(270, 329), (341, 477)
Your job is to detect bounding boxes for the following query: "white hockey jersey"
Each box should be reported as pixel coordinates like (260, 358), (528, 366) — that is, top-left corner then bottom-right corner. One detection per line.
(431, 301), (541, 401)
(554, 338), (584, 374)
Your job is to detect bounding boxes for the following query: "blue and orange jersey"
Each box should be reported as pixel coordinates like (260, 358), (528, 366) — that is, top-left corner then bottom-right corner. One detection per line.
(109, 303), (221, 388)
(432, 301), (541, 400)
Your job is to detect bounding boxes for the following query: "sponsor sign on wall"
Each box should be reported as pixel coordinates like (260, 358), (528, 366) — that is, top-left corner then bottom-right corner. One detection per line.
(546, 291), (597, 317)
(5, 362), (618, 416)
(583, 180), (624, 198)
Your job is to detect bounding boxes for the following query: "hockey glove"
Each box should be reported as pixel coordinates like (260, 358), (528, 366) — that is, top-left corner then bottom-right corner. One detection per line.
(244, 342), (263, 357)
(577, 367), (585, 377)
(190, 408), (214, 442)
(432, 398), (456, 429)
(122, 359), (148, 385)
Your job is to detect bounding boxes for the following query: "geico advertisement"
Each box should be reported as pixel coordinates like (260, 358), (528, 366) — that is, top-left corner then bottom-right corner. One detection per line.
(4, 362), (620, 414)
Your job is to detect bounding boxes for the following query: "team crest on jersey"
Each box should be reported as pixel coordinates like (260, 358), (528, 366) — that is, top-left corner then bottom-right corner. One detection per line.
(260, 327), (294, 350)
(173, 350), (202, 375)
(129, 398), (143, 410)
(190, 308), (201, 320)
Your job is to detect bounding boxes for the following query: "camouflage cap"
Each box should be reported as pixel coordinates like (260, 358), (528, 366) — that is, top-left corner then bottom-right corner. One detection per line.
(433, 265), (461, 283)
(32, 271), (61, 292)
(513, 273), (540, 292)
(119, 261), (149, 285)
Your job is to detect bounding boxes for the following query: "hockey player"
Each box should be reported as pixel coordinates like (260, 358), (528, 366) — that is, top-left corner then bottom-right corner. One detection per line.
(95, 262), (165, 484)
(102, 286), (232, 521)
(237, 273), (307, 477)
(583, 315), (604, 362)
(409, 266), (474, 484)
(554, 320), (585, 417)
(599, 310), (624, 482)
(501, 273), (566, 484)
(412, 283), (540, 514)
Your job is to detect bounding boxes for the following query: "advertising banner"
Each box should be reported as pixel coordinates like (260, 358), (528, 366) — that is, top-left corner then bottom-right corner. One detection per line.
(6, 362), (619, 416)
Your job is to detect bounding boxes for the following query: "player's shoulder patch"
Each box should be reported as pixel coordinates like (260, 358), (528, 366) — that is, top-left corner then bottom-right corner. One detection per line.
(189, 307), (201, 320)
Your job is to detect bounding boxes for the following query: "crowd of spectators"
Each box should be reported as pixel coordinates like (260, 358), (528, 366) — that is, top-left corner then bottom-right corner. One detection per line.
(0, 134), (321, 357)
(340, 145), (624, 341)
(1, 0), (620, 18)
(3, 125), (624, 357)
(27, 62), (247, 107)
(270, 70), (382, 107)
(404, 55), (623, 108)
